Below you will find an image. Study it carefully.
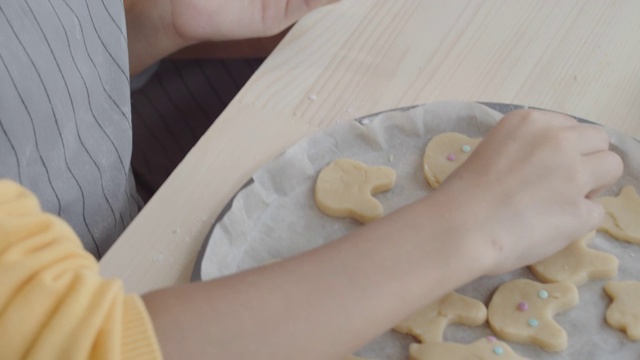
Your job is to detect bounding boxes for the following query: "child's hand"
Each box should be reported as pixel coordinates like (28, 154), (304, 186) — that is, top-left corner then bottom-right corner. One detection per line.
(437, 110), (623, 276)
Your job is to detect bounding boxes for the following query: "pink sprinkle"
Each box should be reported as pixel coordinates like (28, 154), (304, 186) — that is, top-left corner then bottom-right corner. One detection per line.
(446, 153), (456, 161)
(517, 301), (529, 311)
(486, 336), (497, 342)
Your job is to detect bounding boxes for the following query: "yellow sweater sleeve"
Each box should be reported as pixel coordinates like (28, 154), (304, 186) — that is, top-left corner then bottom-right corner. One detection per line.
(0, 180), (162, 360)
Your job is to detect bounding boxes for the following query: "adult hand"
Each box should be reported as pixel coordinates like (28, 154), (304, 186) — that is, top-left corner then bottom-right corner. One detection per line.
(437, 109), (623, 275)
(126, 0), (340, 74)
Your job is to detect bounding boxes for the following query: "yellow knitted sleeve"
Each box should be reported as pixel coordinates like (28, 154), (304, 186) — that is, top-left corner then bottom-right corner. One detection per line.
(0, 180), (162, 360)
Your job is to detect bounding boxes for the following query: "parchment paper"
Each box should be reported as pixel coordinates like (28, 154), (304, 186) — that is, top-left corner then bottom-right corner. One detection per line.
(199, 101), (640, 359)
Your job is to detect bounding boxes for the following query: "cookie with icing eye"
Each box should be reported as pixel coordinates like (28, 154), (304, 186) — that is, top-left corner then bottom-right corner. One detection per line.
(487, 278), (579, 352)
(422, 132), (481, 189)
(394, 292), (487, 343)
(409, 336), (529, 360)
(315, 158), (396, 223)
(530, 231), (618, 286)
(604, 281), (640, 340)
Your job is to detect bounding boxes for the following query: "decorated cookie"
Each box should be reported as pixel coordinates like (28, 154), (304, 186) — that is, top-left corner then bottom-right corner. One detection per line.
(598, 185), (640, 244)
(487, 279), (579, 352)
(394, 292), (487, 343)
(604, 281), (640, 340)
(315, 159), (396, 223)
(530, 231), (618, 286)
(422, 132), (481, 188)
(409, 337), (529, 360)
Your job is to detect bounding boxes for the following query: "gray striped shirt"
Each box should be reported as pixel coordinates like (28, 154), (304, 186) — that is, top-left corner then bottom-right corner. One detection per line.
(0, 0), (138, 257)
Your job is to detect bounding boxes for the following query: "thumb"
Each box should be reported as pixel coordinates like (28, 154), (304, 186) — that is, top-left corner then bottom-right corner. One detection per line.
(261, 0), (341, 35)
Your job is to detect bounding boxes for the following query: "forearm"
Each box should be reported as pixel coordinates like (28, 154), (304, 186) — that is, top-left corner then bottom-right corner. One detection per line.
(143, 189), (489, 359)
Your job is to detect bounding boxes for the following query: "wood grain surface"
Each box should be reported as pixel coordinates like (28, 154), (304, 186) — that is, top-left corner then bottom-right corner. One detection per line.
(101, 0), (640, 293)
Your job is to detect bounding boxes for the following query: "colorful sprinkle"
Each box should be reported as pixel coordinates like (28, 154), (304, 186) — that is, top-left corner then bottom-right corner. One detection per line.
(528, 318), (539, 327)
(493, 345), (504, 355)
(447, 153), (456, 161)
(486, 335), (497, 342)
(517, 301), (528, 311)
(462, 145), (472, 153)
(538, 290), (549, 299)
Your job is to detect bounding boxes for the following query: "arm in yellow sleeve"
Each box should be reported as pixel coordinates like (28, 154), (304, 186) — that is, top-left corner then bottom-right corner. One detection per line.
(0, 180), (161, 360)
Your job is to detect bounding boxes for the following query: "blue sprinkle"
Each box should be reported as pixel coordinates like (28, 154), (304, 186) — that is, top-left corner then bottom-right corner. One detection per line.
(493, 345), (504, 355)
(529, 318), (539, 327)
(538, 290), (549, 299)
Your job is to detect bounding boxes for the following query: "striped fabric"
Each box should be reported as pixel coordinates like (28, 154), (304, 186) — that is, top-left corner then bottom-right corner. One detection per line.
(0, 0), (135, 258)
(131, 59), (262, 202)
(0, 0), (261, 258)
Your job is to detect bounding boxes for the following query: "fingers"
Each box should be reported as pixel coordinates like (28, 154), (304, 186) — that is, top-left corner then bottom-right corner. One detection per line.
(567, 124), (611, 155)
(497, 110), (577, 138)
(582, 150), (624, 197)
(501, 109), (577, 127)
(536, 110), (579, 127)
(558, 121), (618, 196)
(523, 111), (609, 156)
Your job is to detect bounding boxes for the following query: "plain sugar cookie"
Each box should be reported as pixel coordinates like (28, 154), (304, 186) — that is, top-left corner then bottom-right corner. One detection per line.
(422, 132), (481, 188)
(530, 231), (618, 286)
(409, 337), (528, 360)
(487, 279), (579, 352)
(598, 186), (640, 244)
(315, 159), (396, 223)
(394, 292), (487, 343)
(604, 281), (640, 340)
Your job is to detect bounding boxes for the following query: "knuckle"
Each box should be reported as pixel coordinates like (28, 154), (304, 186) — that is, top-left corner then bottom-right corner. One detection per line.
(610, 151), (625, 177)
(588, 125), (611, 148)
(544, 130), (573, 152)
(501, 109), (536, 126)
(556, 113), (578, 125)
(596, 126), (610, 142)
(517, 109), (538, 118)
(514, 109), (539, 124)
